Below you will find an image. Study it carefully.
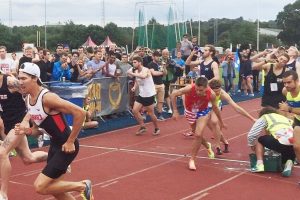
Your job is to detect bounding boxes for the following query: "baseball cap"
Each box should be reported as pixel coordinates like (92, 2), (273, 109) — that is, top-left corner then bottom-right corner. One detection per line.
(19, 62), (42, 85)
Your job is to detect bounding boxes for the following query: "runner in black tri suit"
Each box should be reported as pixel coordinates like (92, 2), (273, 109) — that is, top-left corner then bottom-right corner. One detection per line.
(15, 62), (93, 200)
(0, 71), (48, 200)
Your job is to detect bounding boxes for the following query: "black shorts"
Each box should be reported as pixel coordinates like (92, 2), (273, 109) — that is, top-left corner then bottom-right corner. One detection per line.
(42, 139), (79, 179)
(3, 112), (27, 134)
(136, 95), (155, 107)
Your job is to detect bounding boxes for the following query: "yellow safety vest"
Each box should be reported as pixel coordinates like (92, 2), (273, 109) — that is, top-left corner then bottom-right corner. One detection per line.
(263, 113), (292, 138)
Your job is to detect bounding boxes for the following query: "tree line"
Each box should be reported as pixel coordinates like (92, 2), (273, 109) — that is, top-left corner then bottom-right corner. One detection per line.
(0, 0), (299, 52)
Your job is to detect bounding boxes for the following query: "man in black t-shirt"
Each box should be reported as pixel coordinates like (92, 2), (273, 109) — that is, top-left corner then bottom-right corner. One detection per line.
(147, 51), (167, 120)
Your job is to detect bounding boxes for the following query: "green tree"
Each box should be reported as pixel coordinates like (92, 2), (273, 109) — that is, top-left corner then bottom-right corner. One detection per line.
(276, 0), (300, 45)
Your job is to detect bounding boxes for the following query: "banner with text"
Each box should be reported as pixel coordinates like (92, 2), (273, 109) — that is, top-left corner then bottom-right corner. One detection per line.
(85, 77), (129, 116)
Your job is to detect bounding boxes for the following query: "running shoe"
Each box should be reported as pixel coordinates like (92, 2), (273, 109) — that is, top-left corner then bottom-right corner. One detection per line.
(0, 193), (8, 200)
(216, 147), (222, 155)
(167, 109), (173, 114)
(67, 165), (72, 173)
(251, 163), (264, 173)
(188, 159), (196, 170)
(223, 143), (229, 153)
(141, 113), (147, 121)
(183, 132), (194, 137)
(136, 126), (146, 135)
(153, 128), (160, 136)
(282, 160), (293, 177)
(81, 180), (94, 200)
(157, 115), (165, 121)
(9, 149), (17, 157)
(207, 142), (215, 159)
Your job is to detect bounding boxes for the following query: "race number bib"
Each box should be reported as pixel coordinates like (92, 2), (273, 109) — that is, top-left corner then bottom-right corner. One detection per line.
(270, 83), (278, 92)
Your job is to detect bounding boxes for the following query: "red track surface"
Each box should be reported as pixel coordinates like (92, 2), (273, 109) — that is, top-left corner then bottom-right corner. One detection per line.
(6, 98), (300, 199)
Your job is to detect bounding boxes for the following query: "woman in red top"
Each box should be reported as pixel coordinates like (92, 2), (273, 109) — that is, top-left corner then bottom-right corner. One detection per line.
(171, 77), (225, 170)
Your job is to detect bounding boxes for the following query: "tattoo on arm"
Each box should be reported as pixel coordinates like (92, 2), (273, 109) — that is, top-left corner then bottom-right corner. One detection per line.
(2, 138), (11, 149)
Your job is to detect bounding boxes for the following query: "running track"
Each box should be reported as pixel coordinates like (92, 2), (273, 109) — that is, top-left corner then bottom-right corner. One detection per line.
(6, 98), (300, 199)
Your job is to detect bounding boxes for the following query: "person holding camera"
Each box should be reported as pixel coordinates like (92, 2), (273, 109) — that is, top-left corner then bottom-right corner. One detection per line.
(162, 49), (176, 114)
(221, 52), (236, 93)
(186, 44), (220, 83)
(251, 49), (289, 109)
(180, 34), (193, 74)
(148, 51), (167, 120)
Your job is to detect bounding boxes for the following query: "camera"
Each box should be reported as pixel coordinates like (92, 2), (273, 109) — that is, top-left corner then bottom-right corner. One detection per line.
(165, 59), (176, 68)
(132, 67), (138, 72)
(193, 46), (203, 54)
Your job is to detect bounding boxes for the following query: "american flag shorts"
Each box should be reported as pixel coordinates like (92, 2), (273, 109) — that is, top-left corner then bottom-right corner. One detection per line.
(184, 107), (211, 124)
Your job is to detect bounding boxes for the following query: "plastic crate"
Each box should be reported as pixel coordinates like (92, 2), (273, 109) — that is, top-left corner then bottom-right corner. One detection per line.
(249, 153), (283, 172)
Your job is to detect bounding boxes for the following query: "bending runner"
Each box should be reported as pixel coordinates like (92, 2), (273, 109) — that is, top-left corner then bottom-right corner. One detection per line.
(208, 80), (256, 154)
(171, 77), (226, 170)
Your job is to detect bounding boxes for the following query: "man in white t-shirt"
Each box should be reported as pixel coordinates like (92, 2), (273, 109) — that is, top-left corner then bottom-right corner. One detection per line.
(105, 52), (121, 78)
(86, 50), (105, 79)
(127, 56), (160, 136)
(0, 46), (16, 75)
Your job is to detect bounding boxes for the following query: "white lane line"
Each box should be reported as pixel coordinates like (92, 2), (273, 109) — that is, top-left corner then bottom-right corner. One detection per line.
(192, 192), (209, 200)
(101, 180), (118, 188)
(9, 181), (33, 187)
(179, 172), (245, 200)
(92, 157), (182, 187)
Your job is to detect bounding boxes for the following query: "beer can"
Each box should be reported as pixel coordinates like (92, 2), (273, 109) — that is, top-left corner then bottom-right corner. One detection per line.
(62, 77), (66, 82)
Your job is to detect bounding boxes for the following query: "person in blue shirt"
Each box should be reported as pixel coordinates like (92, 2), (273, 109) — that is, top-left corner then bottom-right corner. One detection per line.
(52, 53), (71, 81)
(187, 65), (199, 79)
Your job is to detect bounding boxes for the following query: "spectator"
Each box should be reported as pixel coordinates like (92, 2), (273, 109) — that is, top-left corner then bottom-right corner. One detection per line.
(53, 43), (64, 62)
(36, 49), (53, 82)
(180, 34), (193, 60)
(51, 53), (71, 81)
(148, 51), (167, 120)
(221, 53), (236, 93)
(180, 34), (193, 74)
(187, 65), (199, 79)
(18, 45), (40, 67)
(11, 52), (19, 71)
(162, 49), (175, 114)
(171, 42), (184, 59)
(87, 50), (105, 79)
(105, 52), (121, 79)
(77, 46), (85, 57)
(63, 44), (70, 54)
(173, 51), (185, 79)
(117, 54), (132, 76)
(286, 46), (300, 75)
(83, 96), (99, 129)
(0, 46), (16, 75)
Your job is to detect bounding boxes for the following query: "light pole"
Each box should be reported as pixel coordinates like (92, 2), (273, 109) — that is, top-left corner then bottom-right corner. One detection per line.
(44, 0), (47, 49)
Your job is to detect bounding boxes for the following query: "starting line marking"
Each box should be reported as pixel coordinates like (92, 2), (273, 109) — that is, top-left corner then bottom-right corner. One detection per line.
(179, 172), (245, 200)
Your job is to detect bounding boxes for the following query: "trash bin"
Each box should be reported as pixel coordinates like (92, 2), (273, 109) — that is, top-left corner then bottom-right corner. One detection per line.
(50, 82), (88, 126)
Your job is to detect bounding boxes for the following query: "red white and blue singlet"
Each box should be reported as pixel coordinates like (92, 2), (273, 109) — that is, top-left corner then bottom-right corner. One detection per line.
(184, 84), (212, 124)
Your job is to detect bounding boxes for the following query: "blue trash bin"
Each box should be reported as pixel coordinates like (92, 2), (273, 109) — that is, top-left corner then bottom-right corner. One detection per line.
(50, 82), (88, 126)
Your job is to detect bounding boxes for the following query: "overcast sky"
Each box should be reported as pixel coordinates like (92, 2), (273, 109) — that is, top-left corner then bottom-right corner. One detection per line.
(0, 0), (296, 27)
